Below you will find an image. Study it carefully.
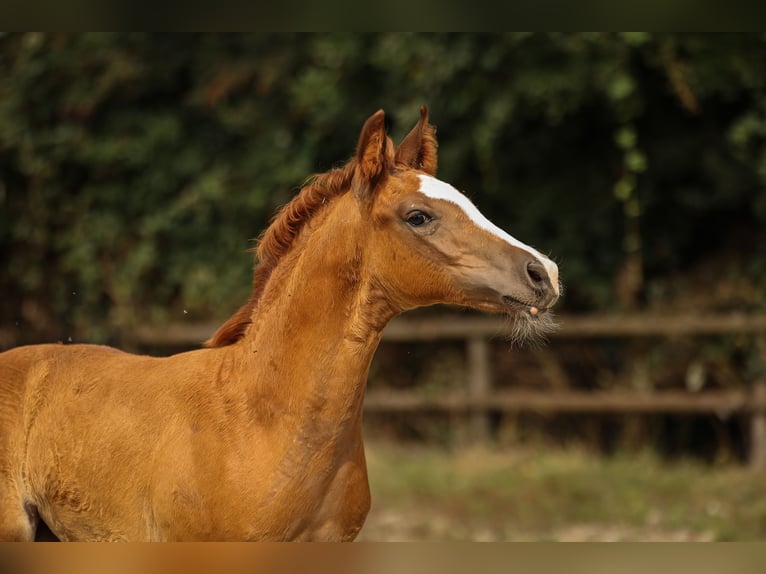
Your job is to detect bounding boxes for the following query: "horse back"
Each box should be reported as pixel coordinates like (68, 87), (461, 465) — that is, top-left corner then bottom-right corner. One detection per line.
(0, 343), (127, 449)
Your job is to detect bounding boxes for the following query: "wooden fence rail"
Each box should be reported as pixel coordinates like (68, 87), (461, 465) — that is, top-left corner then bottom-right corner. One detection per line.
(362, 389), (766, 415)
(127, 313), (766, 346)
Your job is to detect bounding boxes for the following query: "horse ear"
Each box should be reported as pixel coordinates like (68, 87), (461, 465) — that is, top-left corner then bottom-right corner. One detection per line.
(395, 105), (438, 175)
(353, 109), (394, 201)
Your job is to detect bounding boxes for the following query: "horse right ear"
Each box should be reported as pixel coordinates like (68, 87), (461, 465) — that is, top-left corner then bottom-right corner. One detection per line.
(353, 109), (394, 201)
(395, 105), (438, 175)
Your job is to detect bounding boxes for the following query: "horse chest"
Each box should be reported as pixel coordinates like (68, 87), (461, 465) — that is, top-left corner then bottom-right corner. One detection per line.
(237, 451), (371, 541)
(154, 437), (370, 541)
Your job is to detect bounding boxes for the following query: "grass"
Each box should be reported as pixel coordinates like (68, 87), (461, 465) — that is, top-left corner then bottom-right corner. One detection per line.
(358, 442), (766, 541)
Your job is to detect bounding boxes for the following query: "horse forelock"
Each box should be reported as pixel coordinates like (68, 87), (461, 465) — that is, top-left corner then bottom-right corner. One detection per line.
(205, 161), (358, 348)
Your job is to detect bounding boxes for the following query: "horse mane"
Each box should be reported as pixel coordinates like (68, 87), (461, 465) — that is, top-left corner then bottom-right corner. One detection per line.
(205, 160), (358, 347)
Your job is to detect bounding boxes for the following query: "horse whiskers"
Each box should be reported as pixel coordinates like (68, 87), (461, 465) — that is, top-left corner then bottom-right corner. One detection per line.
(505, 310), (558, 347)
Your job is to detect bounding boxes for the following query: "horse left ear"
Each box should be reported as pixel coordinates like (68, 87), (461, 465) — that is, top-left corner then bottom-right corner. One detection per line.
(353, 109), (394, 201)
(395, 105), (438, 175)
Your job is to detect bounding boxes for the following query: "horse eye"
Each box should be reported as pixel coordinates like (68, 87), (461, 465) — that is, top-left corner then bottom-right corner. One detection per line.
(406, 211), (431, 227)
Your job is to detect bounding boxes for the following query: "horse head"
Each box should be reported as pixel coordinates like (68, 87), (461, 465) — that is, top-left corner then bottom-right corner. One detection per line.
(353, 107), (560, 342)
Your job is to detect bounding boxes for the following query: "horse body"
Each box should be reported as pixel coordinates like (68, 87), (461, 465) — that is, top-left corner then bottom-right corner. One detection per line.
(0, 107), (559, 540)
(4, 335), (372, 540)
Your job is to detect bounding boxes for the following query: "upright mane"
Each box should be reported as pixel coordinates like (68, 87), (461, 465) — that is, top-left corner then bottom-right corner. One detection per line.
(205, 160), (357, 347)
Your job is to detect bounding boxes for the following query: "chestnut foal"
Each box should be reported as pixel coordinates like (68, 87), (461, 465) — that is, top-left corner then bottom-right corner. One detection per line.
(0, 107), (559, 541)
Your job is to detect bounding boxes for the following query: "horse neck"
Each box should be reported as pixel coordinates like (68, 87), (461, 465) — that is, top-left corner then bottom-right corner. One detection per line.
(234, 192), (394, 432)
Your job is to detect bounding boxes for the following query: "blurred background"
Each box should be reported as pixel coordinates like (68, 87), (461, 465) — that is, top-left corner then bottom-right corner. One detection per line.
(2, 33), (766, 540)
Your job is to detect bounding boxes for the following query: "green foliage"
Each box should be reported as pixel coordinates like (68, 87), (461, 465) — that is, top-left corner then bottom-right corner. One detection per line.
(2, 33), (766, 341)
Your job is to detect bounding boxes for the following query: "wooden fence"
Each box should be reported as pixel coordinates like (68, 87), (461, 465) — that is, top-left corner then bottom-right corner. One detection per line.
(128, 312), (766, 467)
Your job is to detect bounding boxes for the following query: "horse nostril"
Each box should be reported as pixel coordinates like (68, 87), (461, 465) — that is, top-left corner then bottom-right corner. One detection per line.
(526, 261), (547, 288)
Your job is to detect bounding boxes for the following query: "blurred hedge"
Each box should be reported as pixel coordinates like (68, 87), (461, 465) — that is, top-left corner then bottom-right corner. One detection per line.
(2, 33), (765, 343)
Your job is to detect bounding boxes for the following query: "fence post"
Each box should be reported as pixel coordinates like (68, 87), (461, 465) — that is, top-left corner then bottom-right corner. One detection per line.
(467, 336), (491, 444)
(750, 379), (766, 470)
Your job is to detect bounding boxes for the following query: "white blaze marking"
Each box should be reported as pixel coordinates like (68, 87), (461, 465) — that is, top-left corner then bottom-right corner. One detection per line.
(417, 174), (559, 293)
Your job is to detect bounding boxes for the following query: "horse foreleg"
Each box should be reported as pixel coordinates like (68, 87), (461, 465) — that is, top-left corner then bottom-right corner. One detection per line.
(0, 483), (38, 541)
